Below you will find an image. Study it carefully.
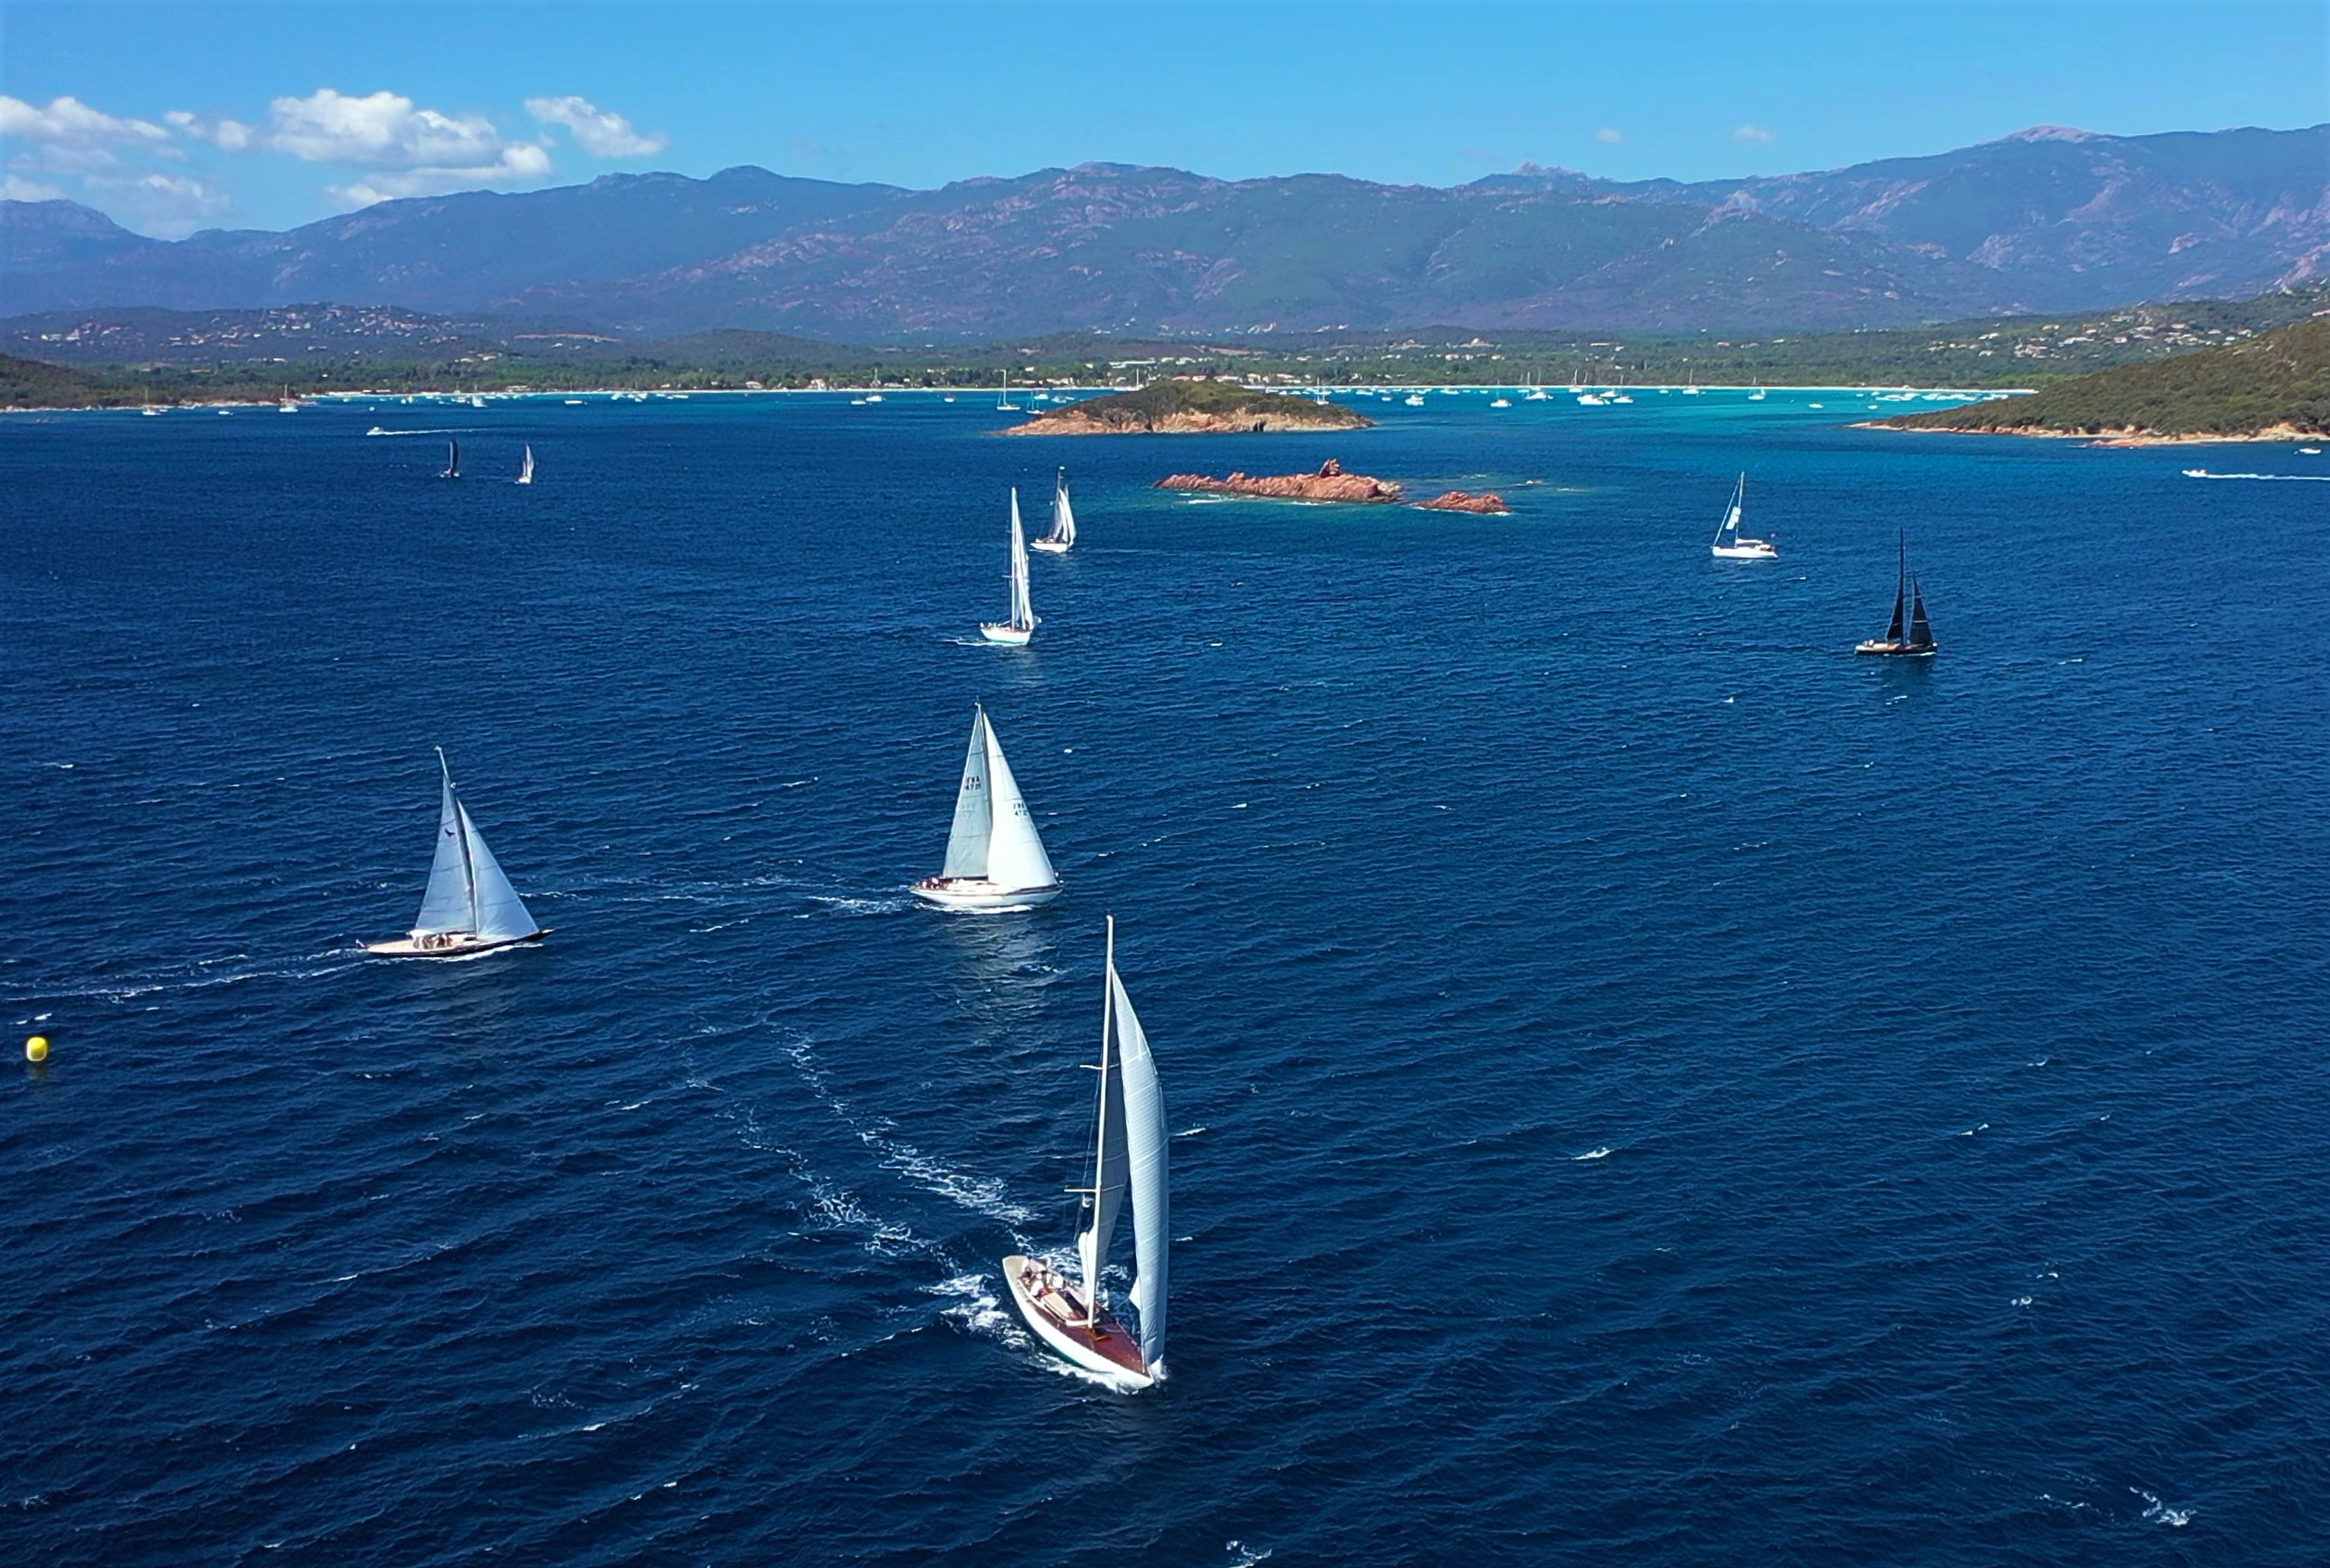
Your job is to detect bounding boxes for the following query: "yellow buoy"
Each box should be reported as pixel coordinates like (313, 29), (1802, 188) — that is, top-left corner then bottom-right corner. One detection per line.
(25, 1035), (49, 1063)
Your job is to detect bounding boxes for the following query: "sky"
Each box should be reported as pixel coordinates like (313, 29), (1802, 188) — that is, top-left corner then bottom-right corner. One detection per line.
(3, 0), (2325, 238)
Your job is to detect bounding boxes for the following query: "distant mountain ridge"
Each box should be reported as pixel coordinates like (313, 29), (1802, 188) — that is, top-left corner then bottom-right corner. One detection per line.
(3, 125), (2323, 337)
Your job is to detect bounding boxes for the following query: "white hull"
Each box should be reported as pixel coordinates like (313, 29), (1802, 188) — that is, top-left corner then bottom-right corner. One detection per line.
(1029, 538), (1070, 554)
(980, 622), (1034, 646)
(1001, 1254), (1153, 1390)
(364, 928), (550, 959)
(913, 877), (1061, 912)
(1712, 540), (1779, 560)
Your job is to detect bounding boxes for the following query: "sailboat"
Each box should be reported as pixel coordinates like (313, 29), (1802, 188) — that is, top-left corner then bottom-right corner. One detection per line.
(1855, 535), (1938, 656)
(515, 445), (535, 486)
(997, 370), (1019, 412)
(1030, 468), (1077, 553)
(440, 438), (461, 480)
(364, 749), (549, 957)
(912, 704), (1061, 911)
(1003, 915), (1167, 1390)
(979, 489), (1038, 645)
(1709, 473), (1778, 559)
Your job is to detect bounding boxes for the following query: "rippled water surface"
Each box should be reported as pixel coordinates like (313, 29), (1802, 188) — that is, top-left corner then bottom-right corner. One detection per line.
(5, 391), (2326, 1565)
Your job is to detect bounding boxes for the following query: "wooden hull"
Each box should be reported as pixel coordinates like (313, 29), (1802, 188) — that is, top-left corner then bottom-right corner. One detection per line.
(912, 877), (1061, 912)
(1001, 1254), (1152, 1390)
(364, 928), (550, 959)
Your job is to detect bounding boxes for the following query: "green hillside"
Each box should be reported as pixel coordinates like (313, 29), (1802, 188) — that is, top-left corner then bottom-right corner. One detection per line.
(0, 352), (121, 409)
(1889, 316), (2330, 438)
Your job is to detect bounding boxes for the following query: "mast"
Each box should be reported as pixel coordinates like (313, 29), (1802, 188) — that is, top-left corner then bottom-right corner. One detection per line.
(1083, 914), (1118, 1326)
(1886, 535), (1907, 643)
(440, 748), (478, 934)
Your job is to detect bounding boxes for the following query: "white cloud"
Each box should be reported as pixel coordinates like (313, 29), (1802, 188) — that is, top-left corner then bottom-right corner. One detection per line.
(1594, 127), (1625, 145)
(2, 172), (69, 202)
(525, 95), (666, 159)
(1731, 123), (1778, 145)
(82, 170), (234, 238)
(261, 88), (510, 169)
(326, 142), (556, 207)
(0, 94), (172, 152)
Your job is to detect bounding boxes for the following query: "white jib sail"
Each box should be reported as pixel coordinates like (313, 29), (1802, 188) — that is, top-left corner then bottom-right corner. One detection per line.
(979, 715), (1055, 890)
(1007, 489), (1034, 629)
(1111, 960), (1169, 1370)
(458, 803), (540, 941)
(1715, 474), (1744, 546)
(939, 707), (995, 879)
(1051, 471), (1077, 546)
(518, 446), (535, 485)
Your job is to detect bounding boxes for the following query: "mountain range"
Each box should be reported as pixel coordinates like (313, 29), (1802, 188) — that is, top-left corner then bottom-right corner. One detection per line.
(3, 124), (2324, 338)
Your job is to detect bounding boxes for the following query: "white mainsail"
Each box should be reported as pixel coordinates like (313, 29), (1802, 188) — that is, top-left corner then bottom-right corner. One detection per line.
(411, 752), (539, 941)
(517, 445), (535, 485)
(939, 707), (997, 879)
(1714, 473), (1746, 548)
(1048, 470), (1077, 548)
(1076, 919), (1168, 1371)
(1007, 489), (1035, 630)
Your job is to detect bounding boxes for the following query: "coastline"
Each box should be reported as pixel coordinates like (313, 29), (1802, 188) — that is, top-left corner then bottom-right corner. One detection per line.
(1860, 419), (2322, 447)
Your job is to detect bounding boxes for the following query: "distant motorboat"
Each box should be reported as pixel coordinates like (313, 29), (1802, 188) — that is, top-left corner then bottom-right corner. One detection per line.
(1709, 473), (1778, 560)
(865, 393), (884, 402)
(1525, 386), (1549, 401)
(913, 704), (1061, 911)
(1030, 468), (1077, 553)
(516, 445), (534, 486)
(440, 438), (461, 479)
(364, 749), (548, 958)
(1404, 393), (1426, 407)
(1576, 393), (1606, 406)
(1856, 535), (1938, 657)
(979, 489), (1039, 645)
(1003, 915), (1168, 1391)
(1490, 397), (1513, 409)
(2301, 447), (2322, 455)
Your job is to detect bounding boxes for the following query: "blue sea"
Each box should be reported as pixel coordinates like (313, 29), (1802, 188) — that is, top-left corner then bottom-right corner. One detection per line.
(5, 388), (2326, 1566)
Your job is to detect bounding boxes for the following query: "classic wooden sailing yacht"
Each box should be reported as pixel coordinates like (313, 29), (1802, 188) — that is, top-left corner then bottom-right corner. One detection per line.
(912, 704), (1061, 911)
(1709, 473), (1778, 559)
(1856, 535), (1938, 656)
(365, 750), (549, 957)
(1003, 915), (1168, 1391)
(1029, 468), (1077, 553)
(979, 489), (1038, 645)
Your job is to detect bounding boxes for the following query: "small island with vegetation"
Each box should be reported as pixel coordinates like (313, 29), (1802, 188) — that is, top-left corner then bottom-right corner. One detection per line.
(1006, 377), (1374, 435)
(1877, 317), (2329, 444)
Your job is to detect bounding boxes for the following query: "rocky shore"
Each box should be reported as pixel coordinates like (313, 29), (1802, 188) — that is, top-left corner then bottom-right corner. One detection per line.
(1006, 378), (1374, 436)
(1156, 459), (1511, 513)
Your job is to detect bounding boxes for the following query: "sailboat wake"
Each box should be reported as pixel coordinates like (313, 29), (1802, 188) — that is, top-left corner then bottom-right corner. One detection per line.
(784, 1038), (1040, 1228)
(2181, 469), (2330, 482)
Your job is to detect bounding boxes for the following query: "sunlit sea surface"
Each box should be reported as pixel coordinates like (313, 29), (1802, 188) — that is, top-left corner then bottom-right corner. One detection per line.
(5, 389), (2326, 1566)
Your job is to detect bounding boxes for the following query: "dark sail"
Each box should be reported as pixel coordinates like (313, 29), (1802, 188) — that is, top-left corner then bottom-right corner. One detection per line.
(1908, 580), (1934, 648)
(1886, 583), (1906, 643)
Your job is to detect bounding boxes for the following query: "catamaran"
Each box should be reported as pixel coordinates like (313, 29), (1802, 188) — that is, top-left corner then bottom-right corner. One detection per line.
(440, 438), (461, 480)
(1003, 915), (1167, 1391)
(1709, 473), (1778, 559)
(516, 445), (535, 486)
(913, 704), (1061, 911)
(980, 489), (1038, 645)
(1856, 535), (1937, 656)
(364, 749), (548, 957)
(1030, 468), (1077, 553)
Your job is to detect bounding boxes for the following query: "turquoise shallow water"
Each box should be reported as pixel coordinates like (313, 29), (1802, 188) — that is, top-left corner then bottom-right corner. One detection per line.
(3, 389), (2326, 1565)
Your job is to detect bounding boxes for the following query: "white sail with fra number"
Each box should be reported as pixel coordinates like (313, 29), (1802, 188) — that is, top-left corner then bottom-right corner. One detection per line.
(940, 707), (996, 879)
(979, 716), (1054, 890)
